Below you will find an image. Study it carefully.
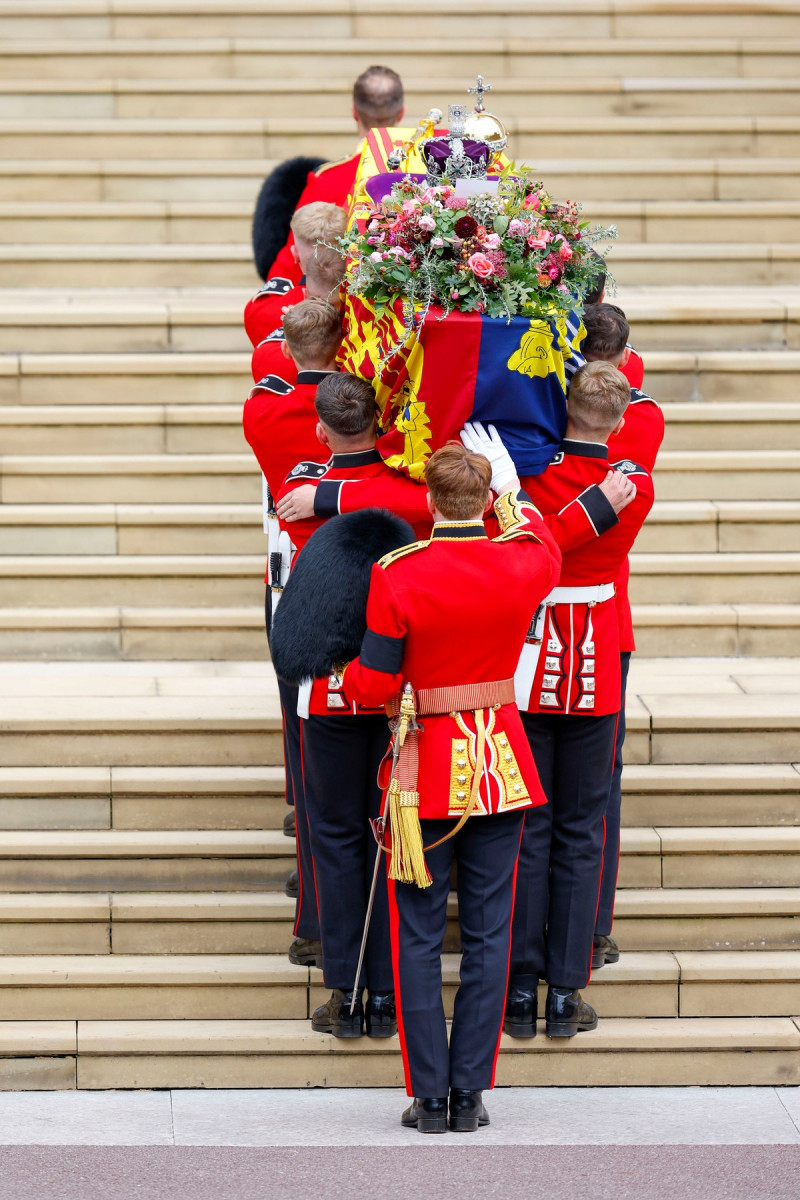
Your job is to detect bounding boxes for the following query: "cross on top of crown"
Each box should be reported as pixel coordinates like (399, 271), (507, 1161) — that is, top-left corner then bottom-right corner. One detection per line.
(468, 75), (492, 112)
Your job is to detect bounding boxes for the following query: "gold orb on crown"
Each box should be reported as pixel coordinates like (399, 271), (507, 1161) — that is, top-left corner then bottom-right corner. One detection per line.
(464, 75), (508, 151)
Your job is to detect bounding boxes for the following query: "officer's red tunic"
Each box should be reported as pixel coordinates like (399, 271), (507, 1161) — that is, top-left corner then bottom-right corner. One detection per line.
(243, 279), (305, 348)
(343, 495), (562, 820)
(607, 389), (665, 652)
(250, 329), (298, 387)
(519, 440), (654, 715)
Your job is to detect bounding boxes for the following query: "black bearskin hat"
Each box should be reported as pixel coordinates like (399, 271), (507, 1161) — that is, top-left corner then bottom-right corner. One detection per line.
(252, 155), (325, 280)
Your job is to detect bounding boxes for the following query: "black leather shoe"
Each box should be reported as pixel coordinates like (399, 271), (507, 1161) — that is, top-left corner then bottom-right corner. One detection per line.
(503, 984), (538, 1038)
(365, 991), (397, 1038)
(311, 988), (364, 1038)
(283, 809), (296, 838)
(284, 869), (298, 899)
(401, 1097), (448, 1134)
(545, 986), (599, 1038)
(288, 937), (322, 967)
(592, 933), (620, 970)
(449, 1089), (490, 1133)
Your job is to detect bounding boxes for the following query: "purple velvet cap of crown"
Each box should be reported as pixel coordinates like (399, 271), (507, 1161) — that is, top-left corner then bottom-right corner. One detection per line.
(365, 172), (425, 203)
(422, 137), (492, 171)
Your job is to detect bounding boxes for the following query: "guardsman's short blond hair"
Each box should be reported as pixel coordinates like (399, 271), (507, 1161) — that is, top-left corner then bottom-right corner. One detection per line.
(568, 360), (630, 436)
(290, 201), (347, 247)
(283, 298), (342, 366)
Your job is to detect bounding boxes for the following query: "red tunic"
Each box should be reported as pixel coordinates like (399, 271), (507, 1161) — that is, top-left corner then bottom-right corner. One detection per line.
(518, 440), (654, 715)
(250, 329), (298, 387)
(620, 347), (645, 390)
(607, 387), (665, 652)
(243, 279), (305, 349)
(276, 447), (435, 718)
(264, 153), (361, 291)
(343, 494), (562, 819)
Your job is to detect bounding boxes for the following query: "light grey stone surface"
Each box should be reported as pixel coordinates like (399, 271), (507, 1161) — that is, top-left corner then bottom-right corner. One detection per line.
(171, 1087), (800, 1147)
(0, 1091), (173, 1145)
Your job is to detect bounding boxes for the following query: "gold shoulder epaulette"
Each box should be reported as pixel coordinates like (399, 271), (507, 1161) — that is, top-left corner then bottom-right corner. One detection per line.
(314, 155), (352, 177)
(378, 540), (428, 569)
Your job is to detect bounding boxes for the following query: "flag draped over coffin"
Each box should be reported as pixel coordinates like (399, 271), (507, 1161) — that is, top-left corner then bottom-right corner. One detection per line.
(339, 295), (585, 480)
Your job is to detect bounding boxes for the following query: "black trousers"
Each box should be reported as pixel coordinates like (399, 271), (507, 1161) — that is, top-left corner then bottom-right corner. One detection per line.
(301, 713), (393, 993)
(596, 652), (631, 937)
(390, 810), (525, 1098)
(510, 710), (618, 990)
(265, 589), (319, 941)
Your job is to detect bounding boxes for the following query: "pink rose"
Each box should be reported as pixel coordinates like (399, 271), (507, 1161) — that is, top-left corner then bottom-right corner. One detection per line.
(418, 213), (436, 232)
(535, 226), (553, 244)
(369, 251), (385, 263)
(431, 236), (445, 248)
(523, 194), (541, 211)
(401, 199), (417, 215)
(482, 232), (501, 249)
(558, 242), (573, 261)
(467, 252), (495, 279)
(508, 219), (529, 236)
(527, 234), (548, 250)
(558, 283), (570, 293)
(451, 289), (460, 300)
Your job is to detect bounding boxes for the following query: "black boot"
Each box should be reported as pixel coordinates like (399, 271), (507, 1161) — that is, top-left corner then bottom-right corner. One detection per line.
(449, 1089), (490, 1133)
(283, 809), (296, 838)
(592, 933), (620, 970)
(545, 986), (598, 1038)
(401, 1097), (448, 1134)
(311, 988), (364, 1038)
(503, 983), (538, 1038)
(365, 991), (397, 1038)
(284, 869), (298, 899)
(288, 937), (322, 967)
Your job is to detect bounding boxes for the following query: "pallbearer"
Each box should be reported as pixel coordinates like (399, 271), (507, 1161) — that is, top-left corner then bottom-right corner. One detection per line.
(344, 444), (561, 1134)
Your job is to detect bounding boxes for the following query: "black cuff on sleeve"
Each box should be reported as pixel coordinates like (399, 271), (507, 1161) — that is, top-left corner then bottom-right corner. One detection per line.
(580, 485), (619, 535)
(359, 628), (405, 675)
(313, 479), (342, 518)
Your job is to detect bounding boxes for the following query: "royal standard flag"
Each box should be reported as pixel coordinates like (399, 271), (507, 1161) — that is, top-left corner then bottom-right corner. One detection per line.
(339, 295), (585, 480)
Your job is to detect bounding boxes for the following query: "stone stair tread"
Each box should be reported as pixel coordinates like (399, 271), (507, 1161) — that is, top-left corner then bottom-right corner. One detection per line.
(0, 953), (307, 984)
(0, 764), (277, 794)
(73, 1015), (800, 1055)
(0, 894), (108, 919)
(0, 830), (287, 855)
(0, 503), (259, 524)
(642, 694), (800, 727)
(621, 762), (800, 789)
(655, 827), (800, 851)
(618, 887), (800, 915)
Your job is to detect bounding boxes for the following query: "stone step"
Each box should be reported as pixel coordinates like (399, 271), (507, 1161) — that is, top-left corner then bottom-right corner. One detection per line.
(4, 886), (793, 957)
(1, 31), (799, 79)
(2, 241), (800, 289)
(0, 823), (794, 890)
(0, 499), (797, 558)
(0, 399), (797, 457)
(0, 349), (797, 406)
(1, 1015), (795, 1090)
(7, 76), (800, 121)
(0, 157), (797, 206)
(0, 949), (792, 1020)
(4, 448), (799, 506)
(0, 549), (793, 609)
(69, 1016), (800, 1089)
(653, 450), (800, 499)
(0, 764), (285, 830)
(0, 453), (260, 504)
(0, 604), (797, 661)
(1, 884), (800, 955)
(1, 116), (800, 161)
(0, 287), (796, 354)
(0, 760), (794, 832)
(3, 200), (800, 246)
(4, 2), (800, 43)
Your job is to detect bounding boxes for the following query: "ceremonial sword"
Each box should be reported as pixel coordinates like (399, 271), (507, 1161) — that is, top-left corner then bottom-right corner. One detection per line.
(349, 683), (416, 1013)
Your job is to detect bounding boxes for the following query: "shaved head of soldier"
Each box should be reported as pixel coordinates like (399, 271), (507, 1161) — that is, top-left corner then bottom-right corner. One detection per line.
(567, 361), (630, 439)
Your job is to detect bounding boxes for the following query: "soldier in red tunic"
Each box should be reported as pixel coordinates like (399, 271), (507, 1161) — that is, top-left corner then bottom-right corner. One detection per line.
(467, 363), (653, 1042)
(343, 444), (561, 1133)
(582, 304), (665, 969)
(267, 66), (405, 285)
(244, 203), (346, 348)
(249, 245), (346, 386)
(242, 299), (342, 969)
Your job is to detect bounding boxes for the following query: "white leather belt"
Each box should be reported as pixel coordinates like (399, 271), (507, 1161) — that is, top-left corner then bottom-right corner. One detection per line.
(547, 583), (615, 605)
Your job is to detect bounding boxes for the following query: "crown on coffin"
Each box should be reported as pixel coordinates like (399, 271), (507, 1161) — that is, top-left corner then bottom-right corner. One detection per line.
(419, 78), (508, 183)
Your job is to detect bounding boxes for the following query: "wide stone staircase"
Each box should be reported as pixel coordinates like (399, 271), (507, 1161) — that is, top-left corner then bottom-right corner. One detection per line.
(0, 0), (798, 1088)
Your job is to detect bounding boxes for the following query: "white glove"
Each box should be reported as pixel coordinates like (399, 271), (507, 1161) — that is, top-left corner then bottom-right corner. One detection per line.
(459, 421), (519, 495)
